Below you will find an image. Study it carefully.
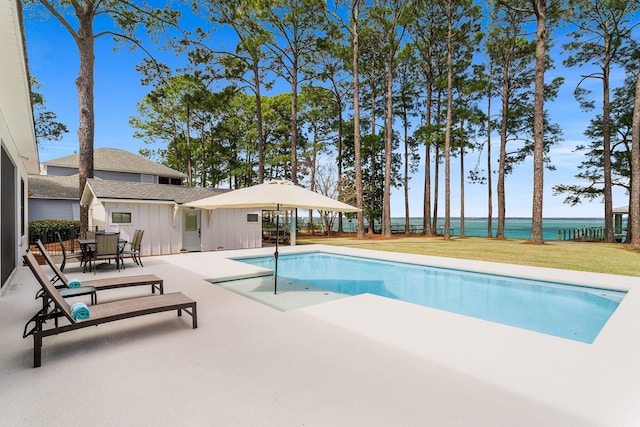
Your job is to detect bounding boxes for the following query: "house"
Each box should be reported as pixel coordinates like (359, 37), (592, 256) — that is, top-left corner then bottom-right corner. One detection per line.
(29, 148), (187, 221)
(28, 174), (80, 220)
(613, 205), (629, 241)
(80, 179), (263, 255)
(42, 147), (186, 184)
(32, 148), (264, 255)
(1, 0), (40, 287)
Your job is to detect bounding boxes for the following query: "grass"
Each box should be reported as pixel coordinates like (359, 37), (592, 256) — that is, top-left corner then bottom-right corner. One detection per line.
(297, 234), (640, 277)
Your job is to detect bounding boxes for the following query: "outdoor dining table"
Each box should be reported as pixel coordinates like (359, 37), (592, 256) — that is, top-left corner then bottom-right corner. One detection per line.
(78, 237), (127, 273)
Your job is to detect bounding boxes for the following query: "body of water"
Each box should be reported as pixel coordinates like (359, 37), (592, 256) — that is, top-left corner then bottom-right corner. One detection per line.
(335, 217), (609, 241)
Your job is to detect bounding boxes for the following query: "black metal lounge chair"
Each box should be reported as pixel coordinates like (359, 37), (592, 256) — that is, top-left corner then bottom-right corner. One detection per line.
(36, 240), (163, 302)
(23, 251), (197, 368)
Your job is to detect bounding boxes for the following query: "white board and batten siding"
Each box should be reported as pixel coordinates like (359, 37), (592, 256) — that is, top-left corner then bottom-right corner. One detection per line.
(204, 208), (262, 251)
(88, 199), (262, 255)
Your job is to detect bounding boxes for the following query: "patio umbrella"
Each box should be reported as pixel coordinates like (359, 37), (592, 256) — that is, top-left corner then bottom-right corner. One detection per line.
(185, 180), (359, 293)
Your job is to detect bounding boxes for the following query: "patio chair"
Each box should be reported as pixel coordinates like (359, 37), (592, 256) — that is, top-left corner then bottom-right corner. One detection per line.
(122, 229), (144, 267)
(89, 232), (122, 274)
(23, 251), (197, 368)
(56, 232), (84, 273)
(36, 240), (164, 302)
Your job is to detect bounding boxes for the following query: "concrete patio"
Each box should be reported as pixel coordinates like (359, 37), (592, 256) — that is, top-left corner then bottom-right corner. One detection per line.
(1, 244), (639, 426)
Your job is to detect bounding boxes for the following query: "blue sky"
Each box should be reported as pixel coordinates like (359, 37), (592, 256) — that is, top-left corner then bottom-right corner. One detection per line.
(23, 6), (631, 219)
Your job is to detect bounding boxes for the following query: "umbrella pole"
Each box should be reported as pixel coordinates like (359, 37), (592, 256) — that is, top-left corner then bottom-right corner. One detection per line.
(274, 204), (279, 294)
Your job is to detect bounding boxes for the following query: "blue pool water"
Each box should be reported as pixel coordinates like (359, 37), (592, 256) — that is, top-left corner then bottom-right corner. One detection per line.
(236, 253), (625, 343)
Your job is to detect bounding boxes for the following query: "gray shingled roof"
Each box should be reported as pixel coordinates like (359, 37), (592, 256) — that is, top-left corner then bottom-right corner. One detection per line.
(28, 174), (82, 199)
(44, 148), (187, 179)
(84, 179), (227, 205)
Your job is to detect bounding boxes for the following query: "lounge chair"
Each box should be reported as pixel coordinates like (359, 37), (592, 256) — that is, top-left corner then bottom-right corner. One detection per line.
(23, 251), (197, 368)
(36, 240), (163, 302)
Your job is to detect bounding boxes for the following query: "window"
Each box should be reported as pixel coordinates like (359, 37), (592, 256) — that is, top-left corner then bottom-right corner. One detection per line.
(140, 174), (155, 183)
(111, 212), (132, 224)
(247, 213), (259, 223)
(20, 178), (25, 235)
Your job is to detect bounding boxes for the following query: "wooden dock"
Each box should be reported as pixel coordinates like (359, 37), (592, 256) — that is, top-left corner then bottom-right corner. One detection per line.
(555, 226), (605, 242)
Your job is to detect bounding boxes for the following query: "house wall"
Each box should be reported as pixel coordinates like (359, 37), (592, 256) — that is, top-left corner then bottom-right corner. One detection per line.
(203, 208), (263, 251)
(1, 0), (39, 287)
(96, 170), (143, 182)
(29, 199), (79, 221)
(137, 203), (181, 255)
(44, 165), (76, 176)
(47, 166), (146, 183)
(93, 201), (182, 256)
(46, 166), (175, 185)
(87, 196), (107, 232)
(0, 138), (32, 286)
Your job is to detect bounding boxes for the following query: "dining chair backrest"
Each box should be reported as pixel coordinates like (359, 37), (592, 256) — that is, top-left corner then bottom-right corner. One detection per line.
(129, 230), (140, 249)
(133, 229), (144, 251)
(94, 232), (120, 257)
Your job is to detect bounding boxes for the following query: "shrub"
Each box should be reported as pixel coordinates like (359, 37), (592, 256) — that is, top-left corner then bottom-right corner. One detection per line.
(28, 219), (81, 244)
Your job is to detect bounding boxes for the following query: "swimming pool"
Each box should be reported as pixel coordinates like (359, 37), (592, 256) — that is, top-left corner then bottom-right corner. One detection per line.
(235, 252), (626, 343)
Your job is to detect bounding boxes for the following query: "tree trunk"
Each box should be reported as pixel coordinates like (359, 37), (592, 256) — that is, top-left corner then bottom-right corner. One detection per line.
(629, 60), (640, 247)
(403, 108), (410, 235)
(459, 119), (465, 238)
(529, 0), (546, 244)
(383, 56), (393, 237)
(309, 124), (318, 234)
(443, 3), (453, 240)
(602, 52), (614, 242)
(76, 13), (95, 233)
(432, 91), (442, 233)
(369, 73), (377, 236)
(423, 82), (433, 236)
(486, 68), (493, 238)
(336, 90), (345, 233)
(200, 123), (207, 186)
(254, 62), (266, 184)
(352, 0), (365, 239)
(185, 104), (193, 186)
(497, 64), (508, 239)
(291, 59), (299, 184)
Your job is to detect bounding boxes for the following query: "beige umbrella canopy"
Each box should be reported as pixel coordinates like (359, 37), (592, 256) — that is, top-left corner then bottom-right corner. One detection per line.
(185, 180), (359, 293)
(185, 180), (359, 213)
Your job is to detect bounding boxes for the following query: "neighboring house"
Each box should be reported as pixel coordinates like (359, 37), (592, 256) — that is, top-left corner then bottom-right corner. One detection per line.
(1, 0), (40, 287)
(28, 174), (80, 220)
(613, 205), (629, 239)
(42, 147), (186, 184)
(29, 148), (187, 221)
(80, 179), (263, 255)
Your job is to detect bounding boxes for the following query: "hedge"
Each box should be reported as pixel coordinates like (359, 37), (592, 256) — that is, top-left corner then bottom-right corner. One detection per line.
(28, 219), (81, 244)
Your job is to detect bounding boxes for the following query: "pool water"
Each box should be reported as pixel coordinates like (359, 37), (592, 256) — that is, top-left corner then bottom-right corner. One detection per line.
(236, 252), (625, 343)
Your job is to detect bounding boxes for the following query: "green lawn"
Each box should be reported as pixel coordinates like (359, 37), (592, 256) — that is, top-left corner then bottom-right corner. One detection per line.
(297, 235), (640, 277)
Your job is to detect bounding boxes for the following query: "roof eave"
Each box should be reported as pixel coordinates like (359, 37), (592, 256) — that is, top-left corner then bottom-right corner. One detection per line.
(98, 198), (177, 205)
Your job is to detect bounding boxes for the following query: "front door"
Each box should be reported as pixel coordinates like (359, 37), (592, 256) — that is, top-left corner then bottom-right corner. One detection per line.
(182, 210), (201, 252)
